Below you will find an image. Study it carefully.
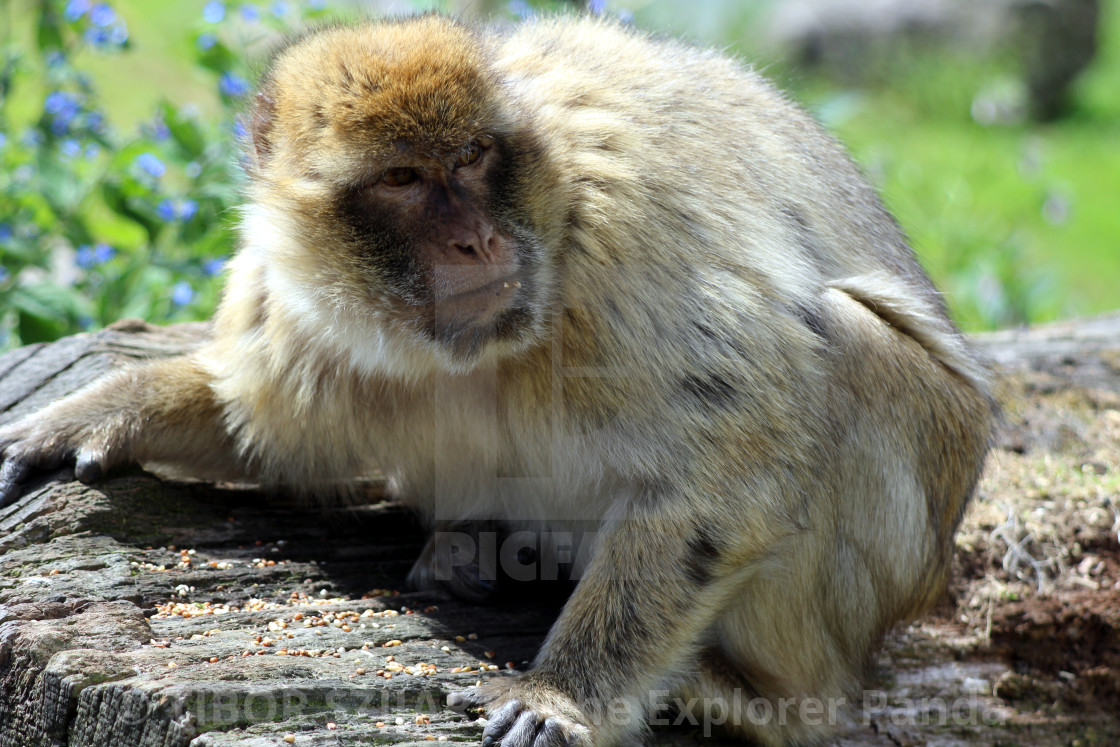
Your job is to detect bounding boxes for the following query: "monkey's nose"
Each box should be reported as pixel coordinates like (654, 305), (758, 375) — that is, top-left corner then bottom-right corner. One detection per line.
(448, 226), (495, 262)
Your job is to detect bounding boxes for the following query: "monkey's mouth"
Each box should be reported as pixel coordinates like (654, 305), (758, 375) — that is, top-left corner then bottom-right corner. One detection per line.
(423, 270), (536, 360)
(433, 271), (524, 324)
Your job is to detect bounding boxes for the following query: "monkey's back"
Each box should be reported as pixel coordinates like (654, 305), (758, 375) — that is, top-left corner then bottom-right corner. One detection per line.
(492, 16), (986, 390)
(497, 20), (928, 296)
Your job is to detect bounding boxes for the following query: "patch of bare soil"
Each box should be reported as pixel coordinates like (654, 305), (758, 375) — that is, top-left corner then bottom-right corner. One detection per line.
(903, 370), (1120, 743)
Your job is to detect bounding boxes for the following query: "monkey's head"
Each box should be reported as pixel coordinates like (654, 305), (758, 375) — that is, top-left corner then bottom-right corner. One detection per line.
(244, 17), (556, 373)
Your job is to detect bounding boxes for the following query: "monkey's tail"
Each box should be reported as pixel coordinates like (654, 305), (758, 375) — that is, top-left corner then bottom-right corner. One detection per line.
(829, 273), (993, 398)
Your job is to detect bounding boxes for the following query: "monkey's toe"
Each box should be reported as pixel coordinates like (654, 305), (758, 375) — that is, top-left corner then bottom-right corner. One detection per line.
(478, 698), (587, 747)
(447, 687), (491, 712)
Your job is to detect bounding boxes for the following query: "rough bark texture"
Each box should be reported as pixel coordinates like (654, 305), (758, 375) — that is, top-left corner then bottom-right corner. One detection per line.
(1, 314), (1119, 746)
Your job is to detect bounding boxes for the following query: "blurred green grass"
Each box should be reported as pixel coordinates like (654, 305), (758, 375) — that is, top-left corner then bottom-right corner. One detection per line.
(9, 0), (1120, 331)
(776, 10), (1120, 330)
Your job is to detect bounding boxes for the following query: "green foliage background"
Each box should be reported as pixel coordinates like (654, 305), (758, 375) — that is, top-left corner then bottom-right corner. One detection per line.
(1, 0), (1118, 350)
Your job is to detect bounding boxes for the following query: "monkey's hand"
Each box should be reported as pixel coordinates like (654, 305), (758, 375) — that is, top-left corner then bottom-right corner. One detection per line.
(0, 355), (237, 507)
(449, 678), (592, 747)
(446, 505), (764, 746)
(0, 390), (137, 506)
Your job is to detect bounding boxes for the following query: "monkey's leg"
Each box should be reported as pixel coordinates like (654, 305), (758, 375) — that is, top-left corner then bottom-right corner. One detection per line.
(0, 354), (240, 505)
(450, 508), (773, 747)
(656, 284), (996, 747)
(669, 562), (867, 747)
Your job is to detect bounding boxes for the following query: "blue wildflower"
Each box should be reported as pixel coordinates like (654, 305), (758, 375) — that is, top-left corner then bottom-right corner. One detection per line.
(203, 1), (225, 23)
(157, 199), (177, 221)
(588, 0), (606, 14)
(136, 153), (166, 178)
(0, 267), (8, 285)
(86, 111), (105, 133)
(240, 4), (260, 24)
(270, 1), (291, 18)
(60, 139), (82, 158)
(93, 243), (115, 263)
(84, 143), (101, 160)
(46, 51), (67, 68)
(89, 3), (116, 27)
(44, 92), (67, 114)
(203, 257), (226, 276)
(219, 72), (250, 97)
(152, 118), (170, 141)
(75, 244), (96, 268)
(232, 120), (248, 139)
(0, 132), (7, 149)
(45, 91), (80, 117)
(64, 0), (91, 21)
(46, 91), (81, 133)
(179, 199), (199, 222)
(84, 27), (110, 46)
(108, 24), (129, 45)
(171, 280), (195, 307)
(75, 244), (111, 268)
(508, 0), (532, 18)
(0, 225), (13, 242)
(197, 32), (217, 51)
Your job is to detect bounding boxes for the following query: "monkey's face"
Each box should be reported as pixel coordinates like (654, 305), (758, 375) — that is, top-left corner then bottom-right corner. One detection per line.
(247, 19), (552, 368)
(332, 135), (546, 361)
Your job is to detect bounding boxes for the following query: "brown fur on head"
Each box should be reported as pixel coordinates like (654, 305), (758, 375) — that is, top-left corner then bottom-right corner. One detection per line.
(252, 17), (512, 183)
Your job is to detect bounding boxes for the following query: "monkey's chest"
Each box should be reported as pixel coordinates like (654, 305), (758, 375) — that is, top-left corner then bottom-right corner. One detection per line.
(369, 377), (613, 525)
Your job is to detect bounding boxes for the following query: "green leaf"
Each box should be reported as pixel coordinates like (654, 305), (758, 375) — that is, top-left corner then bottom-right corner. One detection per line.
(101, 181), (162, 242)
(9, 282), (87, 342)
(195, 39), (236, 76)
(17, 310), (66, 344)
(160, 101), (206, 159)
(36, 7), (65, 52)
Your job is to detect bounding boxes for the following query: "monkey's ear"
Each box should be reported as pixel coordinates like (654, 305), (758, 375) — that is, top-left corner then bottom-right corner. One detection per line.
(250, 91), (275, 165)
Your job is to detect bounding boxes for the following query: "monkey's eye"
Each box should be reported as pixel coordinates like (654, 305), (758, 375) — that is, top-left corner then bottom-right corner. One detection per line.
(382, 167), (418, 187)
(455, 142), (482, 169)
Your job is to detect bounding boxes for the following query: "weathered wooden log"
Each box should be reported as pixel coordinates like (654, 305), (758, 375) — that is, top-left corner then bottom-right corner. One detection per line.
(1, 314), (1118, 746)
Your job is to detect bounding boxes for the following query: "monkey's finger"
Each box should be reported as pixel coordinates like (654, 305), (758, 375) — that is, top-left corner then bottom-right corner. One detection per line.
(491, 710), (539, 747)
(481, 699), (523, 743)
(74, 448), (107, 483)
(0, 455), (33, 507)
(533, 717), (572, 747)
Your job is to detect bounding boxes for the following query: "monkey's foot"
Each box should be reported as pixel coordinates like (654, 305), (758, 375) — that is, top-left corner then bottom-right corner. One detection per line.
(406, 527), (502, 603)
(449, 679), (592, 747)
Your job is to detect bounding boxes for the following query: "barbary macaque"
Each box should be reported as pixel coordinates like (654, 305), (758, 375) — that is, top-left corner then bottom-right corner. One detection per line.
(0, 15), (994, 746)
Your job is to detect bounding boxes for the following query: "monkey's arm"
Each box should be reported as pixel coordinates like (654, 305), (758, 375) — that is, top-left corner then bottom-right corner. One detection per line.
(455, 498), (780, 747)
(0, 354), (241, 506)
